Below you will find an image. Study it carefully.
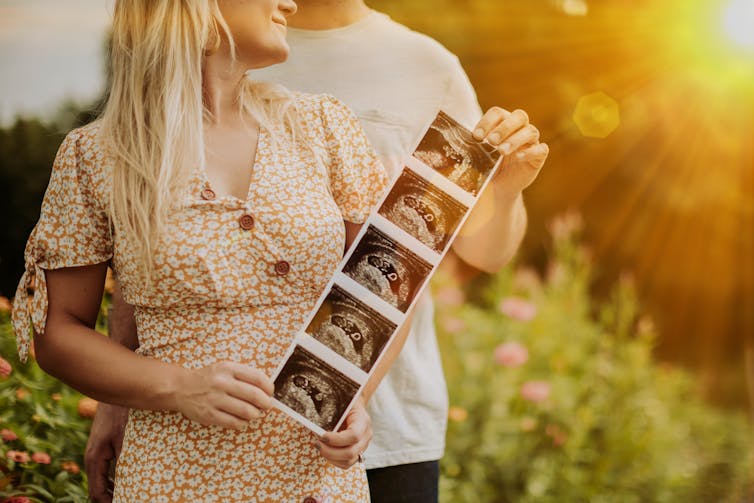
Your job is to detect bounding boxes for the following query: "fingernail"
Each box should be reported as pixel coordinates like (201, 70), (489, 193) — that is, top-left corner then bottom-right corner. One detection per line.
(473, 128), (484, 140)
(516, 152), (525, 159)
(501, 142), (512, 154)
(488, 133), (502, 145)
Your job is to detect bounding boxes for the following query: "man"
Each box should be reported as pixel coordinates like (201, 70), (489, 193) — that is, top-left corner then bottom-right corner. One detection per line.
(86, 2), (548, 502)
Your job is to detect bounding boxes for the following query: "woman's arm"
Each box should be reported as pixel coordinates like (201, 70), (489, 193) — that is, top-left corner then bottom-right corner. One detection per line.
(34, 262), (274, 430)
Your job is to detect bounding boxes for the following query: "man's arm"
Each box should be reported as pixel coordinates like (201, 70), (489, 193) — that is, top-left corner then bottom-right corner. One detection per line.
(453, 186), (527, 274)
(440, 58), (547, 274)
(85, 281), (137, 503)
(452, 106), (548, 273)
(107, 281), (139, 349)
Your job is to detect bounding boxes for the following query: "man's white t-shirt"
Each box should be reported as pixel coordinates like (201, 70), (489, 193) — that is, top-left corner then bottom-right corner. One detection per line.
(251, 11), (482, 470)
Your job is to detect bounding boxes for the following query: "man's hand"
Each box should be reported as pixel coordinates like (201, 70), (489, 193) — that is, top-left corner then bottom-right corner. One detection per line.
(473, 107), (549, 199)
(85, 403), (129, 503)
(316, 396), (372, 469)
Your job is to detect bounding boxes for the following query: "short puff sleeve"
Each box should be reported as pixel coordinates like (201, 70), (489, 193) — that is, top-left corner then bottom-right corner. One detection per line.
(319, 95), (390, 224)
(12, 127), (113, 362)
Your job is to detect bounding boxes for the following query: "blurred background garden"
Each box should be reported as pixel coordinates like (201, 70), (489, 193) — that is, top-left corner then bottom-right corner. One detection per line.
(1, 0), (752, 501)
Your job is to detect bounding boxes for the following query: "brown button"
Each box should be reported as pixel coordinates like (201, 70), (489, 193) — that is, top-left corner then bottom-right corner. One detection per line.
(200, 188), (216, 201)
(303, 497), (318, 503)
(239, 214), (255, 230)
(274, 260), (290, 276)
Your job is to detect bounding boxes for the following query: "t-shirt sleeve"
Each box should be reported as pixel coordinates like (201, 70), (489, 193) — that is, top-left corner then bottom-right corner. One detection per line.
(319, 95), (390, 224)
(441, 56), (484, 130)
(11, 128), (113, 362)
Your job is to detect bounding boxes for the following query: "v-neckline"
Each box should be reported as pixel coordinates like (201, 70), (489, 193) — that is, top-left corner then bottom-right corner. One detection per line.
(199, 125), (266, 203)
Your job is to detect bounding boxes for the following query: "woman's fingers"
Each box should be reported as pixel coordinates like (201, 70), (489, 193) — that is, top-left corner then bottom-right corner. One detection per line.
(177, 362), (276, 430)
(226, 379), (274, 412)
(226, 362), (275, 396)
(207, 409), (250, 431)
(215, 394), (265, 423)
(317, 403), (372, 469)
(317, 441), (364, 469)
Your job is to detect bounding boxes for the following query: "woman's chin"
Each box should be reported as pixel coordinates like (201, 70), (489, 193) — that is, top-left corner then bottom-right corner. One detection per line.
(248, 46), (290, 70)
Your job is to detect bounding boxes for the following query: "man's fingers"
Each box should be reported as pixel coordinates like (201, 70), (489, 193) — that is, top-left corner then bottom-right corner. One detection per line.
(515, 142), (550, 165)
(86, 450), (113, 503)
(497, 124), (539, 156)
(486, 110), (533, 154)
(472, 106), (511, 140)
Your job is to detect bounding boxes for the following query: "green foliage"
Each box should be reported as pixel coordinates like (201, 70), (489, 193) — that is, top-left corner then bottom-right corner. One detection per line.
(0, 295), (110, 503)
(436, 213), (754, 502)
(0, 104), (101, 300)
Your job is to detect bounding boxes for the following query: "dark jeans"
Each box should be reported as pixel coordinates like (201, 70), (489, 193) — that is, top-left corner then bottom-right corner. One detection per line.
(367, 460), (440, 503)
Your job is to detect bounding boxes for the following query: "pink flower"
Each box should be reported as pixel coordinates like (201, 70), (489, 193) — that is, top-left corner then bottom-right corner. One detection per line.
(546, 423), (568, 447)
(435, 286), (465, 306)
(520, 381), (551, 403)
(1, 428), (18, 441)
(61, 460), (81, 474)
(493, 342), (529, 368)
(6, 450), (30, 463)
(441, 316), (466, 334)
(31, 452), (51, 464)
(520, 417), (538, 432)
(3, 497), (32, 503)
(499, 297), (537, 321)
(0, 356), (11, 379)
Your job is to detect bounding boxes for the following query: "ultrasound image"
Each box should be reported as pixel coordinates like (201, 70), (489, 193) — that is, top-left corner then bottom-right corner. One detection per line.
(274, 346), (360, 432)
(413, 111), (500, 195)
(342, 226), (432, 312)
(378, 168), (467, 253)
(306, 285), (397, 372)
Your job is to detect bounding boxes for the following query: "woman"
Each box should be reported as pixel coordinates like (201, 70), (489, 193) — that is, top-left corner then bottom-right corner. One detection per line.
(11, 0), (389, 501)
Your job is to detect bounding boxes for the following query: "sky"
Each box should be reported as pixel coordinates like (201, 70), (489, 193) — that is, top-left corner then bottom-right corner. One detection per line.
(0, 0), (112, 125)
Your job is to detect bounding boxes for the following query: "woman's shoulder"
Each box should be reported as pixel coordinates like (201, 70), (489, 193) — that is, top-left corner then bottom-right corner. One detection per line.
(61, 120), (102, 148)
(292, 92), (361, 136)
(53, 121), (110, 196)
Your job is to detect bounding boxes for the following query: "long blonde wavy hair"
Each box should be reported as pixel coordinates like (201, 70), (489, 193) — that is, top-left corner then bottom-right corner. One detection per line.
(100, 0), (302, 283)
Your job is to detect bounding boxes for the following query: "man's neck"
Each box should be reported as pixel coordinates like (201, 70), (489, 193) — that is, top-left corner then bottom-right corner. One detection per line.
(288, 0), (372, 30)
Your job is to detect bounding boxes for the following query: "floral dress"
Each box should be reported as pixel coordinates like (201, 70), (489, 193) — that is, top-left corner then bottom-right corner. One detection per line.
(12, 93), (389, 503)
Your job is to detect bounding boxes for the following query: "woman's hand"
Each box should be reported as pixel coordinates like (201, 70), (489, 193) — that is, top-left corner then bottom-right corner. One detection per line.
(316, 396), (372, 469)
(173, 362), (274, 430)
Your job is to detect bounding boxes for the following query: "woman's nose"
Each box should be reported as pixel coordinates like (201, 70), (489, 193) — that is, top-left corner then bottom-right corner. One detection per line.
(280, 0), (297, 17)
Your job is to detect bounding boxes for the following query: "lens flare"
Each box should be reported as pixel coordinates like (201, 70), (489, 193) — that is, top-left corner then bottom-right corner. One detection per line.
(723, 0), (754, 50)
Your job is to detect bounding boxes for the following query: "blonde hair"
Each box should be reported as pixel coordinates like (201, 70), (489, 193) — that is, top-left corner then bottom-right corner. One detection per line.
(100, 0), (302, 283)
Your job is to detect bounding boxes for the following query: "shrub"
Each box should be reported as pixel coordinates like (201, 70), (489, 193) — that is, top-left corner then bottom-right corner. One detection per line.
(437, 213), (753, 502)
(0, 290), (109, 503)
